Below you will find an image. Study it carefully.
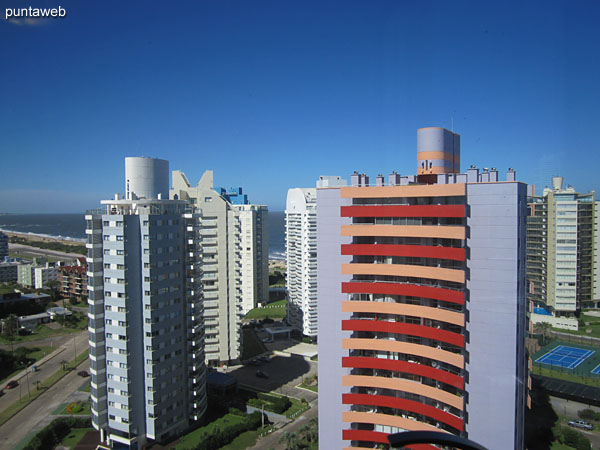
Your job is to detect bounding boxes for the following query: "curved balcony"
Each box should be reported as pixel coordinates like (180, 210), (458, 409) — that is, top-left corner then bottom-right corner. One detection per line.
(342, 338), (464, 370)
(341, 225), (465, 240)
(342, 320), (464, 348)
(342, 263), (464, 284)
(343, 374), (464, 410)
(342, 301), (464, 327)
(342, 357), (464, 390)
(342, 244), (465, 261)
(342, 282), (464, 305)
(343, 393), (463, 431)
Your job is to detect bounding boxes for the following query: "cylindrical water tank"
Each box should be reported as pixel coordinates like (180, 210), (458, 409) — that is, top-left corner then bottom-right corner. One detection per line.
(125, 157), (169, 200)
(417, 127), (460, 175)
(552, 176), (563, 190)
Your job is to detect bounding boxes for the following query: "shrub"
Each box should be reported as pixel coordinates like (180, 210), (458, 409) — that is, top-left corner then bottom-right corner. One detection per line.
(23, 417), (91, 450)
(578, 408), (600, 421)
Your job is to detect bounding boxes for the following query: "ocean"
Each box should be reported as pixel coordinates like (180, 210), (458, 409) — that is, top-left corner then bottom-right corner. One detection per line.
(0, 211), (286, 260)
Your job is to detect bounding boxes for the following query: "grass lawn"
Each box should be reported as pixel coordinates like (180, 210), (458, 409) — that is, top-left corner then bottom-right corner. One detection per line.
(550, 443), (576, 450)
(175, 413), (245, 450)
(59, 400), (91, 415)
(58, 427), (95, 448)
(284, 397), (309, 418)
(240, 328), (266, 361)
(79, 379), (91, 392)
(554, 312), (600, 338)
(298, 382), (318, 393)
(221, 425), (274, 450)
(244, 299), (286, 320)
(0, 324), (77, 344)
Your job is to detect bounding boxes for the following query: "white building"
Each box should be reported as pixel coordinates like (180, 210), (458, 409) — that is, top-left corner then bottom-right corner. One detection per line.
(235, 204), (269, 314)
(286, 176), (346, 338)
(86, 157), (207, 448)
(528, 177), (599, 329)
(18, 260), (59, 289)
(171, 170), (243, 364)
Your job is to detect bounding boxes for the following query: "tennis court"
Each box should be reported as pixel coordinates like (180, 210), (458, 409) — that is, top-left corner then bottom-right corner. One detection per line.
(535, 345), (595, 369)
(592, 364), (600, 375)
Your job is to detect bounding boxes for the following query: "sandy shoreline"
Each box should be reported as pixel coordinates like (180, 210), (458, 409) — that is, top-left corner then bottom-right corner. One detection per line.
(3, 231), (85, 246)
(5, 231), (287, 268)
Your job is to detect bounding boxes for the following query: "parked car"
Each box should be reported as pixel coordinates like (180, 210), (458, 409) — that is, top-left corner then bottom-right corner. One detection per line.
(5, 380), (18, 389)
(259, 355), (270, 363)
(77, 370), (90, 377)
(255, 370), (269, 379)
(248, 359), (260, 366)
(568, 420), (593, 431)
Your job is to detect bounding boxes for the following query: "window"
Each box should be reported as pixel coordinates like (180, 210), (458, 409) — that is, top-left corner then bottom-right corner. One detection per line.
(117, 250), (124, 255)
(117, 236), (123, 241)
(204, 197), (212, 202)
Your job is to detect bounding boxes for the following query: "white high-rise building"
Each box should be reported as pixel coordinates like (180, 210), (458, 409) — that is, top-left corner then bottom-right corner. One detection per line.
(170, 170), (243, 364)
(286, 176), (346, 338)
(235, 204), (269, 314)
(86, 157), (207, 448)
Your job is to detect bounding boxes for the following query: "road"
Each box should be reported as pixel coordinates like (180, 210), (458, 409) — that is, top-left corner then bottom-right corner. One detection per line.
(0, 356), (90, 450)
(0, 331), (88, 413)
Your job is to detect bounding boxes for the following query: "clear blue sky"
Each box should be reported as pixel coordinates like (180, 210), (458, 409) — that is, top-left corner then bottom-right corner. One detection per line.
(1, 0), (598, 212)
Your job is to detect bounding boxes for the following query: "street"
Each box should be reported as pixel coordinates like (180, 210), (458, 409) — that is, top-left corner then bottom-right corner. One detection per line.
(0, 331), (88, 411)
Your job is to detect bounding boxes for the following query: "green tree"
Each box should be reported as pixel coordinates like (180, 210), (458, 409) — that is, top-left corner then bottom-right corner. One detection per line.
(535, 321), (552, 345)
(2, 314), (19, 337)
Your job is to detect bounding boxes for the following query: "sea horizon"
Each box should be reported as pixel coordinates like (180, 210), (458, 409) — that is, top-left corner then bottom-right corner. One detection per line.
(0, 212), (286, 260)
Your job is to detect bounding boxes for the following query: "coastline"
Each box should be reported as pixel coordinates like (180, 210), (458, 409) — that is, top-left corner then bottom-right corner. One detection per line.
(4, 230), (287, 268)
(2, 230), (85, 246)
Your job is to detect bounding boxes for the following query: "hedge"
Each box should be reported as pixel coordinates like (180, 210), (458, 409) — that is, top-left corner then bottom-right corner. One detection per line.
(191, 411), (262, 450)
(23, 417), (91, 450)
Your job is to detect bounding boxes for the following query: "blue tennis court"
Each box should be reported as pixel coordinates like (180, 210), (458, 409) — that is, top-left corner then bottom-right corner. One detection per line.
(592, 364), (600, 375)
(535, 345), (595, 369)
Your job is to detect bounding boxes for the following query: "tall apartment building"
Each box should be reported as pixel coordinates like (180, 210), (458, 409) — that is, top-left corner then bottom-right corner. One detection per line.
(286, 176), (346, 339)
(0, 231), (8, 258)
(236, 204), (269, 314)
(86, 157), (207, 448)
(170, 170), (243, 364)
(318, 128), (528, 450)
(528, 177), (599, 330)
(217, 187), (269, 314)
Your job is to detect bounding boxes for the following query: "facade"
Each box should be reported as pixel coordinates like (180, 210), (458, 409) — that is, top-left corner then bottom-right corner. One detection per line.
(0, 231), (8, 258)
(235, 204), (269, 314)
(170, 170), (243, 364)
(286, 176), (346, 338)
(318, 127), (527, 450)
(86, 157), (207, 448)
(17, 259), (59, 289)
(58, 258), (88, 300)
(528, 177), (599, 329)
(0, 261), (18, 283)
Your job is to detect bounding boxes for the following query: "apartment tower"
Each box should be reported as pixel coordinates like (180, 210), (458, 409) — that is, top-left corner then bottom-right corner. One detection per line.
(86, 157), (207, 448)
(286, 176), (346, 339)
(318, 128), (527, 450)
(528, 178), (599, 329)
(170, 170), (243, 364)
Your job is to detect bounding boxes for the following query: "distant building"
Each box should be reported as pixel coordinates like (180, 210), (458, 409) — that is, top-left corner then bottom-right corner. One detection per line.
(86, 157), (207, 448)
(236, 204), (269, 314)
(58, 258), (88, 300)
(528, 177), (600, 329)
(318, 128), (527, 450)
(0, 261), (18, 283)
(18, 260), (59, 289)
(0, 231), (8, 258)
(286, 176), (346, 339)
(171, 170), (243, 364)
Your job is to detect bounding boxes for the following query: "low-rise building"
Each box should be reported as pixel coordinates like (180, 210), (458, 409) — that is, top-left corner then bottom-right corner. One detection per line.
(58, 258), (88, 300)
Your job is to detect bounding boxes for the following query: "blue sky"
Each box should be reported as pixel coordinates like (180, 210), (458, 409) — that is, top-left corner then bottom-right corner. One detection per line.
(0, 0), (598, 212)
